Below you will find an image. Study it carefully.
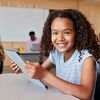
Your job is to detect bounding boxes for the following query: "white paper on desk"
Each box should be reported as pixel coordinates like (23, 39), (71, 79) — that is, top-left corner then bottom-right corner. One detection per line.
(4, 49), (47, 90)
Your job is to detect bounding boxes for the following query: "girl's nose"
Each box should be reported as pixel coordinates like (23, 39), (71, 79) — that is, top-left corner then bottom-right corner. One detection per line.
(57, 32), (65, 41)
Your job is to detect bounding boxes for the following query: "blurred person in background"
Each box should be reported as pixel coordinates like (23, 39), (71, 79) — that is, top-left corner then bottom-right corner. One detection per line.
(26, 31), (41, 52)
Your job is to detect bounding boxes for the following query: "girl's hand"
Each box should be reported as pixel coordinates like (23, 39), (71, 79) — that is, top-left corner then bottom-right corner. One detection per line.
(24, 61), (47, 80)
(10, 61), (22, 74)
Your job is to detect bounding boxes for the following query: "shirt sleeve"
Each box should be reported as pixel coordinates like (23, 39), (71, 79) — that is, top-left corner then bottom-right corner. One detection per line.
(81, 50), (99, 70)
(81, 50), (92, 63)
(49, 50), (57, 64)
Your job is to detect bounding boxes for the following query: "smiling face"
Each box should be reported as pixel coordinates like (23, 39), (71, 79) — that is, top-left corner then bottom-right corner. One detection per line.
(51, 17), (75, 53)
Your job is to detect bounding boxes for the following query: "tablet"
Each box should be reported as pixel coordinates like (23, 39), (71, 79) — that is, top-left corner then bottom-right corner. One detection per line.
(4, 49), (48, 90)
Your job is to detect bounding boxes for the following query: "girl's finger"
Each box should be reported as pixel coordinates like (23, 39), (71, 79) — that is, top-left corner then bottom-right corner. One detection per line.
(10, 63), (17, 68)
(26, 61), (40, 66)
(15, 67), (20, 74)
(12, 66), (19, 72)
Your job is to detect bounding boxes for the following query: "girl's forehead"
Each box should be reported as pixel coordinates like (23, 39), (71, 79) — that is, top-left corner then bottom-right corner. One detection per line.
(51, 17), (74, 30)
(52, 17), (73, 21)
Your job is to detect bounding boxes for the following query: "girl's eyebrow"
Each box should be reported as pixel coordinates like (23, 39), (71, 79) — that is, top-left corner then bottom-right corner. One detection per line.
(51, 28), (74, 31)
(64, 28), (73, 31)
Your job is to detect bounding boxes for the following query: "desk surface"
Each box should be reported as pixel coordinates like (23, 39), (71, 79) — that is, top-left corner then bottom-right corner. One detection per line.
(0, 73), (79, 100)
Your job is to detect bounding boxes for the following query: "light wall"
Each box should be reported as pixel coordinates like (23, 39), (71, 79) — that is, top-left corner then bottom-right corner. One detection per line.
(79, 1), (100, 35)
(0, 1), (99, 35)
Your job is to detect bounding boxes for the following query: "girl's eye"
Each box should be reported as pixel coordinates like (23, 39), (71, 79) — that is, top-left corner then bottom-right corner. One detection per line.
(64, 32), (70, 35)
(52, 31), (58, 35)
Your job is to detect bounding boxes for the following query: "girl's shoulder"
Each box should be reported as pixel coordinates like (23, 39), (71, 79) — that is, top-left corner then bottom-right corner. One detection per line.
(63, 49), (93, 64)
(80, 49), (92, 58)
(49, 49), (63, 61)
(50, 49), (63, 56)
(80, 50), (100, 71)
(75, 49), (93, 64)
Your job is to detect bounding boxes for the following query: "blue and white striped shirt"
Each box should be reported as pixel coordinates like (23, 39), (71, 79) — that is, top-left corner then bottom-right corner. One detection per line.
(49, 49), (94, 85)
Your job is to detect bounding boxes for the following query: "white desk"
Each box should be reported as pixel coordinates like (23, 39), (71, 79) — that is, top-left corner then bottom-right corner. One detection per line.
(0, 73), (79, 100)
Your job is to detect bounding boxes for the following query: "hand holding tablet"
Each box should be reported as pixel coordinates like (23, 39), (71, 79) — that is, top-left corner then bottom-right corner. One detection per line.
(4, 49), (48, 90)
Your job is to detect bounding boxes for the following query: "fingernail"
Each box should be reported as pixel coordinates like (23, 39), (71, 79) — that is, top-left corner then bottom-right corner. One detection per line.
(26, 61), (29, 63)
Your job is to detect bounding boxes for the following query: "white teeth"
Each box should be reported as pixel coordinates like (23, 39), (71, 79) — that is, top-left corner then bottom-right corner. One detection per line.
(58, 44), (65, 47)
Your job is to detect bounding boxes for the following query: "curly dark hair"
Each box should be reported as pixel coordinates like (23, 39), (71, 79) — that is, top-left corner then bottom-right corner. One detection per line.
(41, 9), (100, 61)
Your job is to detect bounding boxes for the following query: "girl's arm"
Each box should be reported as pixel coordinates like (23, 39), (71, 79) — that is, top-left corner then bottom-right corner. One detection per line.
(42, 58), (55, 71)
(25, 56), (95, 100)
(42, 57), (96, 100)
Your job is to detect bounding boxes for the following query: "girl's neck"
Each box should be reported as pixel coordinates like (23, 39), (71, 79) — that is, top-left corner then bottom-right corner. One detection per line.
(64, 49), (76, 62)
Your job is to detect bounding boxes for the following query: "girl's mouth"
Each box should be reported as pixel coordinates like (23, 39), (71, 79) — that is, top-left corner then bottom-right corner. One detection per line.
(57, 43), (67, 48)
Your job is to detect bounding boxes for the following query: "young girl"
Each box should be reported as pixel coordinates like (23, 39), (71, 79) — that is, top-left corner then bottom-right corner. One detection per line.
(11, 9), (100, 100)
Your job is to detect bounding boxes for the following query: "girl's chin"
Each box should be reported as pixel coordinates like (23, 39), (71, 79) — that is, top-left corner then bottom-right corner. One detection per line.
(57, 49), (67, 53)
